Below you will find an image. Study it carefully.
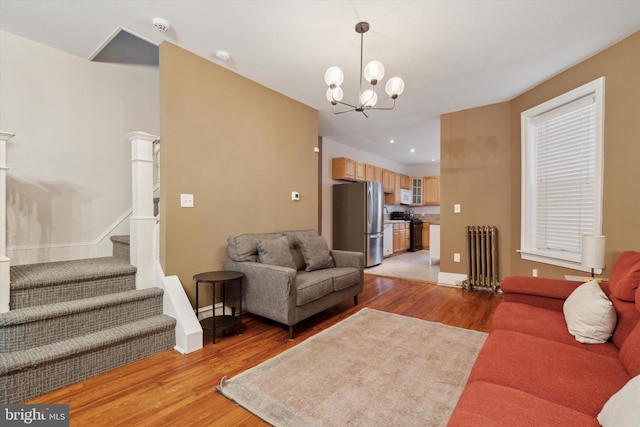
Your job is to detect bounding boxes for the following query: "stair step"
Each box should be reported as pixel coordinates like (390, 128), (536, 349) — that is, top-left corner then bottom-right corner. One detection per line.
(10, 257), (136, 309)
(0, 288), (165, 352)
(110, 235), (130, 262)
(0, 315), (176, 404)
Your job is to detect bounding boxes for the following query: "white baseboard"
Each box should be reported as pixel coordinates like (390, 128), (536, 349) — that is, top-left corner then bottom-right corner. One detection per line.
(437, 271), (467, 288)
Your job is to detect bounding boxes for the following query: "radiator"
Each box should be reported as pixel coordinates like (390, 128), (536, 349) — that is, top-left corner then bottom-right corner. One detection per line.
(463, 226), (499, 292)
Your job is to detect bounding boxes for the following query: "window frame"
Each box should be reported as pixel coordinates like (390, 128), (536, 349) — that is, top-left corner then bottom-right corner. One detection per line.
(520, 77), (605, 272)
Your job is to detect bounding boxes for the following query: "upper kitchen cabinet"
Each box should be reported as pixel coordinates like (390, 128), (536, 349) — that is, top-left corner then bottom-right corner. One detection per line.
(423, 176), (440, 205)
(400, 175), (411, 190)
(382, 169), (395, 194)
(365, 163), (383, 183)
(411, 177), (423, 205)
(332, 157), (357, 181)
(355, 161), (366, 181)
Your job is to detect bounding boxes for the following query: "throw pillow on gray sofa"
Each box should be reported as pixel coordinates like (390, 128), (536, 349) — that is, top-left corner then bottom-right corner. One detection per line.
(296, 234), (335, 271)
(257, 236), (296, 269)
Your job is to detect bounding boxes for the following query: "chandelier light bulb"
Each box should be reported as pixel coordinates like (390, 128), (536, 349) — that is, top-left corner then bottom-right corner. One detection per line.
(360, 90), (378, 108)
(326, 87), (344, 104)
(324, 66), (344, 88)
(364, 61), (385, 85)
(385, 77), (405, 99)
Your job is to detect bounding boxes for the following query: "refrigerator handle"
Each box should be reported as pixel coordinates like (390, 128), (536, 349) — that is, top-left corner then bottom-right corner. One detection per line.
(367, 183), (372, 229)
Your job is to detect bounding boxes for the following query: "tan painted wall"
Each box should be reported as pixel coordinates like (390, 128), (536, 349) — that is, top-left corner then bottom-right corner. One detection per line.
(159, 43), (319, 307)
(509, 32), (640, 278)
(440, 103), (512, 277)
(440, 32), (640, 282)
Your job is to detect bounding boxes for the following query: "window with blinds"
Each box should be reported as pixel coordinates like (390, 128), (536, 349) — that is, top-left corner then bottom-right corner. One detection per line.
(520, 77), (604, 270)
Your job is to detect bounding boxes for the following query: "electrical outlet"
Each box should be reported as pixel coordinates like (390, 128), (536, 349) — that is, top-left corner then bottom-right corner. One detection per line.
(454, 204), (461, 213)
(291, 191), (300, 201)
(454, 253), (461, 262)
(180, 194), (194, 208)
(532, 268), (538, 277)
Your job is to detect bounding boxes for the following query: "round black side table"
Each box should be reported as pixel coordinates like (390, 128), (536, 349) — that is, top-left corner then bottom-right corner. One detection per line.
(193, 271), (244, 344)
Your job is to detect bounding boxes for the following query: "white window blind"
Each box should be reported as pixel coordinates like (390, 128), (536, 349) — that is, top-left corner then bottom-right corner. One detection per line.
(534, 95), (596, 254)
(520, 77), (604, 270)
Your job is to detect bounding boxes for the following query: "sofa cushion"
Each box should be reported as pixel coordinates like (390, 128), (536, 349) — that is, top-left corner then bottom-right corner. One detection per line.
(491, 302), (619, 357)
(296, 234), (335, 272)
(609, 251), (640, 302)
(228, 233), (283, 262)
(295, 271), (334, 306)
(282, 230), (317, 271)
(331, 267), (361, 292)
(467, 329), (630, 417)
(448, 381), (600, 427)
(257, 236), (296, 269)
(597, 375), (640, 427)
(620, 321), (640, 377)
(563, 280), (617, 344)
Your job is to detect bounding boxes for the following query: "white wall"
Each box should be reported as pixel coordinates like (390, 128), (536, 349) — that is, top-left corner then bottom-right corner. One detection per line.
(0, 30), (160, 264)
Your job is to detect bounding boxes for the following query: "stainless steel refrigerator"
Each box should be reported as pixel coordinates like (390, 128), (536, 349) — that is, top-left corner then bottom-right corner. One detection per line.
(333, 181), (384, 267)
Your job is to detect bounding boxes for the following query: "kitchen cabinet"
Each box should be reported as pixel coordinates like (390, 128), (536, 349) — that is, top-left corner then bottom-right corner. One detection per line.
(423, 176), (440, 206)
(392, 222), (410, 253)
(382, 169), (394, 193)
(385, 174), (403, 205)
(411, 177), (423, 205)
(355, 161), (366, 181)
(365, 164), (383, 183)
(400, 175), (411, 190)
(332, 157), (357, 181)
(422, 222), (430, 250)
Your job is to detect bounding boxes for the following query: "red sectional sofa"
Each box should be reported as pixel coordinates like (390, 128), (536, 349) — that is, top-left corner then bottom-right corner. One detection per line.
(448, 251), (640, 426)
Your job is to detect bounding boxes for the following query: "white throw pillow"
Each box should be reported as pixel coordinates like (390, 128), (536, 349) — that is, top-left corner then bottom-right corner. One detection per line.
(598, 375), (640, 427)
(563, 279), (617, 344)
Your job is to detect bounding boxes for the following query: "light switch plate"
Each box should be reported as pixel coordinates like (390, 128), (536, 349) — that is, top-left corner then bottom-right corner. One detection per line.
(454, 204), (461, 213)
(181, 194), (194, 208)
(454, 253), (461, 262)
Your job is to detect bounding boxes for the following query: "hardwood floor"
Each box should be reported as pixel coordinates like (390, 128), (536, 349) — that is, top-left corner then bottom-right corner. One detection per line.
(26, 275), (503, 426)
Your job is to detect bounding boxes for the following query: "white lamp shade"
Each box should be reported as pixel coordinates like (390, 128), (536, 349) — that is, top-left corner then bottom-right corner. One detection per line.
(324, 66), (344, 87)
(385, 77), (405, 98)
(582, 235), (606, 269)
(326, 86), (344, 103)
(364, 61), (385, 84)
(360, 90), (378, 107)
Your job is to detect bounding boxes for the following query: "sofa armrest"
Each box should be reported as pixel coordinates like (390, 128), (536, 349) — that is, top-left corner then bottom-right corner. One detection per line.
(221, 259), (297, 325)
(501, 276), (585, 312)
(331, 250), (365, 287)
(331, 250), (364, 270)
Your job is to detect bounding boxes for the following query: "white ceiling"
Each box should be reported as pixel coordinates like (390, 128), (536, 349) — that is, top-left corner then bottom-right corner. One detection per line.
(1, 1), (639, 166)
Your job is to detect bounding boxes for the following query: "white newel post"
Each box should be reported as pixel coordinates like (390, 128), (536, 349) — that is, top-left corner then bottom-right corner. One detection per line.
(127, 131), (159, 289)
(0, 131), (14, 313)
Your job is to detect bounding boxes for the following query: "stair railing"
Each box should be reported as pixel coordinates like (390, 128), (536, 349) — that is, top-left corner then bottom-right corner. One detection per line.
(127, 131), (159, 288)
(0, 131), (15, 313)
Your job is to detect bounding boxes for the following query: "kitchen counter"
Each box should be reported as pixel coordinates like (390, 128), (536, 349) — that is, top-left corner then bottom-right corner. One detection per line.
(384, 219), (410, 223)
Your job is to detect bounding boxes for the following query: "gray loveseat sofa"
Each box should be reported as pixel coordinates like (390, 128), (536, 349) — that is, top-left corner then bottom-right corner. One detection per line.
(221, 229), (364, 338)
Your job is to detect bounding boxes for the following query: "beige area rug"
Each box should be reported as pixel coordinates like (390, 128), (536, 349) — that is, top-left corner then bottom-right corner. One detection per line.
(366, 250), (439, 283)
(217, 308), (487, 427)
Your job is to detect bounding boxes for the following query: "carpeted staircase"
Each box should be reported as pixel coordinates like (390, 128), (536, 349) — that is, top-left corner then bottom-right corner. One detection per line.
(0, 236), (176, 403)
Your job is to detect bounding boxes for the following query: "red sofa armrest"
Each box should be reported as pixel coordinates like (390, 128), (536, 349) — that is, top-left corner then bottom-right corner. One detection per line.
(501, 276), (586, 312)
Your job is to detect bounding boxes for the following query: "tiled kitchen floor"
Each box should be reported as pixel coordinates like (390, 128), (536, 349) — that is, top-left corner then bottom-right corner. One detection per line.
(365, 250), (439, 283)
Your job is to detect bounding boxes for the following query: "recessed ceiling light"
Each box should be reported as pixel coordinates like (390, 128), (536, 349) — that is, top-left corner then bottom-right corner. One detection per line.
(431, 158), (436, 162)
(410, 148), (415, 153)
(389, 139), (394, 144)
(152, 18), (171, 33)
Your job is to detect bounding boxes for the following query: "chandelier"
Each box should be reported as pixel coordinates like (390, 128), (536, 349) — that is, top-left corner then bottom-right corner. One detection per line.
(324, 22), (405, 118)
